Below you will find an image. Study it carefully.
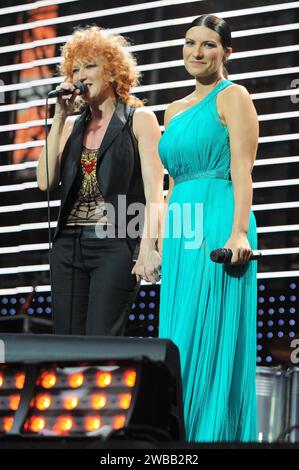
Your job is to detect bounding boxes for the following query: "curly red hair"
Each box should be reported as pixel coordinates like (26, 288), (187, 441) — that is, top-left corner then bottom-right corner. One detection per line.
(59, 25), (143, 107)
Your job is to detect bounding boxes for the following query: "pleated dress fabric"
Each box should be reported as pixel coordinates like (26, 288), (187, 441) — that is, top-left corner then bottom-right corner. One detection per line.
(158, 79), (258, 442)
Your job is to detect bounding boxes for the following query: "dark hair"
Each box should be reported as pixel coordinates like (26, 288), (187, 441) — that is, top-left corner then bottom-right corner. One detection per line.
(185, 15), (232, 78)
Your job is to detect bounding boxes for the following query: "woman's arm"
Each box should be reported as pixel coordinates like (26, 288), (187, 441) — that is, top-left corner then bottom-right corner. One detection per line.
(131, 107), (164, 283)
(222, 84), (259, 264)
(36, 82), (79, 191)
(157, 102), (179, 255)
(37, 117), (74, 191)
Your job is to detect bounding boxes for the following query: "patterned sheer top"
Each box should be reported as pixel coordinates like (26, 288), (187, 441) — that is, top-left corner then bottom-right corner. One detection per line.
(66, 146), (110, 226)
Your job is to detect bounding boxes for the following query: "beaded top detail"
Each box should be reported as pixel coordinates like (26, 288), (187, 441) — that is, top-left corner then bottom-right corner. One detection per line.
(66, 146), (109, 225)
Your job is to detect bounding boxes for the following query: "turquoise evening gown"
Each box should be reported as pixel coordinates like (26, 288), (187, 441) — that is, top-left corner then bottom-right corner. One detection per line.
(158, 79), (258, 442)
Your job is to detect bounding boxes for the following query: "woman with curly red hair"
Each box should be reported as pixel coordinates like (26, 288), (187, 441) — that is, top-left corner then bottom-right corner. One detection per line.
(37, 26), (163, 335)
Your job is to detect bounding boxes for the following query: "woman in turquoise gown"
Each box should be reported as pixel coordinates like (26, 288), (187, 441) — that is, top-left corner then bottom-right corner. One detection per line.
(158, 15), (259, 442)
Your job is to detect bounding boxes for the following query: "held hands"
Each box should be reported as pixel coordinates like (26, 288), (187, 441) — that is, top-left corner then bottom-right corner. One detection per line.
(223, 232), (253, 265)
(54, 82), (82, 118)
(131, 249), (162, 284)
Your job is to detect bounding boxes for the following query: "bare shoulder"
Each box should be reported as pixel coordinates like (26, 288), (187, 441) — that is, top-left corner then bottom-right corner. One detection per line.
(132, 106), (160, 139)
(133, 106), (158, 123)
(217, 83), (256, 125)
(218, 83), (253, 108)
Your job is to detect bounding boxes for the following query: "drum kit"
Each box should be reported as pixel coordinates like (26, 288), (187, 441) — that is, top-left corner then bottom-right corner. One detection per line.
(257, 333), (299, 442)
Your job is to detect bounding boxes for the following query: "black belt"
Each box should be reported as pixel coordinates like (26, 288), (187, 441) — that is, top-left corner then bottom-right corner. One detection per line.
(62, 225), (105, 239)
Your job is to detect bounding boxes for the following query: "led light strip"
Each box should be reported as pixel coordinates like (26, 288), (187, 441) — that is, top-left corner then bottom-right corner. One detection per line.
(259, 133), (299, 143)
(2, 21), (299, 55)
(1, 155), (298, 174)
(0, 221), (298, 237)
(0, 271), (299, 295)
(1, 130), (298, 154)
(0, 286), (51, 295)
(1, 197), (299, 217)
(0, 202), (60, 215)
(0, 142), (44, 153)
(257, 271), (299, 279)
(0, 1), (298, 35)
(0, 77), (62, 94)
(254, 156), (299, 166)
(0, 0), (79, 16)
(0, 0), (204, 34)
(137, 80), (299, 95)
(258, 111), (299, 121)
(1, 85), (298, 115)
(0, 268), (299, 284)
(0, 182), (38, 192)
(2, 176), (299, 194)
(1, 268), (297, 296)
(0, 265), (49, 275)
(2, 65), (299, 96)
(0, 243), (50, 255)
(2, 43), (299, 75)
(257, 225), (299, 233)
(0, 57), (61, 74)
(258, 248), (299, 255)
(0, 277), (280, 295)
(0, 222), (57, 233)
(252, 201), (299, 211)
(253, 178), (299, 188)
(0, 97), (55, 113)
(0, 34), (70, 55)
(1, 243), (299, 256)
(0, 161), (38, 172)
(1, 95), (298, 134)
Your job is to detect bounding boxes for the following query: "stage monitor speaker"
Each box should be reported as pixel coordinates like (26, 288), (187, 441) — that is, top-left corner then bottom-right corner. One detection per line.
(0, 334), (185, 443)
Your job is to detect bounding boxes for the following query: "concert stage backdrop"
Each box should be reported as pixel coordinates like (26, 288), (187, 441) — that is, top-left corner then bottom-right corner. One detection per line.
(0, 0), (298, 365)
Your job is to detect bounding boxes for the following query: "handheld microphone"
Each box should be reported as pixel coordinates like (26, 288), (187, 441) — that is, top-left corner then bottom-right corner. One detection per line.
(47, 81), (86, 98)
(210, 248), (262, 264)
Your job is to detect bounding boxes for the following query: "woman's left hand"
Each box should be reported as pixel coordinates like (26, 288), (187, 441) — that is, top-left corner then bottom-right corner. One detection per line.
(224, 233), (253, 265)
(131, 249), (161, 283)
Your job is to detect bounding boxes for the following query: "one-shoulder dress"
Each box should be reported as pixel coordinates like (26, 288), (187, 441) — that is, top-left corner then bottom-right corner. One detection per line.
(158, 79), (258, 442)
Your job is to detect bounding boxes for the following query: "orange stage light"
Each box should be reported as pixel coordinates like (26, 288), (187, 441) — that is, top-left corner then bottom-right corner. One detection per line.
(35, 394), (52, 410)
(9, 394), (21, 411)
(63, 396), (79, 410)
(68, 373), (84, 389)
(95, 372), (112, 388)
(85, 416), (101, 432)
(118, 393), (132, 410)
(40, 371), (57, 389)
(123, 370), (136, 388)
(113, 415), (126, 430)
(53, 416), (73, 433)
(28, 416), (46, 433)
(2, 417), (14, 432)
(90, 393), (107, 410)
(15, 372), (26, 390)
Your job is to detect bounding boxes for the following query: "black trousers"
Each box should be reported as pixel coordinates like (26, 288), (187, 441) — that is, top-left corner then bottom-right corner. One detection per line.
(50, 226), (140, 336)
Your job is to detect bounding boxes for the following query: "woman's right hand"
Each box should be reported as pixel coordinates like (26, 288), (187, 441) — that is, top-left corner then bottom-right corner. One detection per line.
(54, 82), (82, 118)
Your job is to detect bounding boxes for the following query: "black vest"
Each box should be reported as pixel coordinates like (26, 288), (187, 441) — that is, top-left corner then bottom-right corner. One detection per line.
(53, 99), (146, 241)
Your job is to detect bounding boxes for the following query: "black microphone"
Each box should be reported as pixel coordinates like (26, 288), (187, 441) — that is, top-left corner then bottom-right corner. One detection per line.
(47, 81), (86, 98)
(210, 248), (262, 264)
